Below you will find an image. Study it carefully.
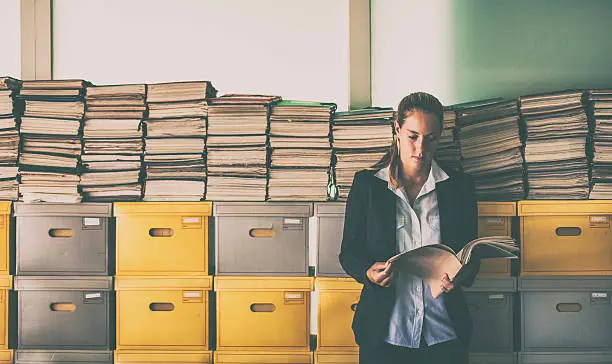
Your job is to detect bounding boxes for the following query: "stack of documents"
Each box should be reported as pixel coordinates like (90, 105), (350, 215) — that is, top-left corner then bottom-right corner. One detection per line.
(587, 89), (612, 199)
(18, 79), (88, 202)
(456, 99), (525, 200)
(206, 94), (281, 201)
(81, 84), (146, 201)
(268, 101), (336, 201)
(331, 107), (394, 200)
(143, 81), (216, 201)
(435, 108), (462, 173)
(520, 90), (589, 199)
(0, 76), (21, 200)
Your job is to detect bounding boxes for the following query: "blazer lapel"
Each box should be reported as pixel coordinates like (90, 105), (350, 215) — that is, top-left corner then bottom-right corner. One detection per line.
(370, 175), (398, 254)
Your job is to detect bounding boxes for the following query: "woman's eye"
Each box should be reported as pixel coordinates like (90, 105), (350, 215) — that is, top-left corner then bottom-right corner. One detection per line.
(408, 135), (419, 141)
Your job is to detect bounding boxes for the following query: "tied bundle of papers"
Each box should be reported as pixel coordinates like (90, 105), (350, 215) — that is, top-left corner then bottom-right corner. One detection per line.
(268, 100), (336, 201)
(520, 90), (589, 199)
(206, 94), (281, 201)
(81, 84), (146, 201)
(587, 90), (612, 199)
(0, 76), (22, 200)
(387, 236), (519, 298)
(435, 108), (462, 173)
(143, 81), (216, 201)
(332, 107), (394, 200)
(18, 79), (88, 202)
(456, 99), (525, 200)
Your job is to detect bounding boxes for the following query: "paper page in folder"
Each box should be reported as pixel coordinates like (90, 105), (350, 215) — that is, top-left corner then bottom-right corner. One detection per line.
(388, 246), (462, 299)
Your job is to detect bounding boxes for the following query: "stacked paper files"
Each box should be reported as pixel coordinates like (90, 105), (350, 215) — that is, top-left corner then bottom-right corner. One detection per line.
(143, 81), (216, 201)
(0, 76), (21, 200)
(18, 79), (88, 202)
(587, 90), (612, 199)
(456, 99), (525, 200)
(81, 84), (146, 201)
(268, 100), (335, 201)
(520, 90), (589, 199)
(206, 94), (281, 201)
(332, 107), (394, 200)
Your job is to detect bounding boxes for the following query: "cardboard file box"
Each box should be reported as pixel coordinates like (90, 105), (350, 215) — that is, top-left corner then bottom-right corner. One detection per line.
(215, 277), (313, 351)
(15, 203), (112, 275)
(115, 276), (211, 350)
(314, 351), (358, 364)
(315, 278), (361, 351)
(314, 203), (347, 277)
(464, 277), (517, 352)
(477, 202), (516, 277)
(15, 276), (113, 350)
(215, 351), (313, 364)
(114, 202), (211, 276)
(518, 200), (612, 275)
(214, 202), (312, 276)
(520, 276), (612, 351)
(114, 350), (213, 363)
(14, 350), (113, 363)
(0, 202), (10, 276)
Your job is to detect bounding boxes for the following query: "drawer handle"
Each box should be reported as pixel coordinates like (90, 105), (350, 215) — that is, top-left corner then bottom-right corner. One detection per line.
(350, 303), (358, 312)
(149, 228), (174, 237)
(149, 303), (175, 311)
(50, 303), (76, 312)
(250, 303), (276, 312)
(249, 228), (275, 238)
(556, 303), (582, 312)
(48, 229), (73, 238)
(555, 227), (582, 236)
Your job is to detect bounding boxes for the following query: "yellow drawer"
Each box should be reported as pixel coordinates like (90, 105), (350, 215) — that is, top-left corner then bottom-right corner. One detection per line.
(0, 276), (11, 350)
(315, 351), (358, 364)
(477, 202), (517, 277)
(114, 202), (211, 276)
(116, 276), (212, 350)
(115, 350), (212, 363)
(0, 350), (11, 364)
(0, 202), (11, 276)
(215, 351), (313, 364)
(315, 278), (361, 351)
(519, 200), (612, 275)
(215, 277), (313, 351)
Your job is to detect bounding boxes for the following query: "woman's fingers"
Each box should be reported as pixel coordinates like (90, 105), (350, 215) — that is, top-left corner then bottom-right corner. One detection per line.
(441, 273), (455, 292)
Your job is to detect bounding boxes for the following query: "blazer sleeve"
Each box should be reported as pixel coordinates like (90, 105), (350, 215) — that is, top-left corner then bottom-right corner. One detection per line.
(339, 172), (374, 285)
(456, 174), (480, 287)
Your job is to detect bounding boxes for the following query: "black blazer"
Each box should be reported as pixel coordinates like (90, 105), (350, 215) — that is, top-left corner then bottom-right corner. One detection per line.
(339, 167), (479, 350)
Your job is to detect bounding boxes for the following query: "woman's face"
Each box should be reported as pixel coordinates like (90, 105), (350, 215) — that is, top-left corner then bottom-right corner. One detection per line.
(395, 110), (441, 172)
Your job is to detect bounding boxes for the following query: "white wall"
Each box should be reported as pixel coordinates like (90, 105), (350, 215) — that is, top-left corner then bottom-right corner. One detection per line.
(372, 0), (612, 107)
(52, 0), (351, 110)
(0, 0), (21, 79)
(371, 0), (454, 107)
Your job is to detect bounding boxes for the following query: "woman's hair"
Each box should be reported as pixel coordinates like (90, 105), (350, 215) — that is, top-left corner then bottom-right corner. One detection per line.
(369, 92), (444, 188)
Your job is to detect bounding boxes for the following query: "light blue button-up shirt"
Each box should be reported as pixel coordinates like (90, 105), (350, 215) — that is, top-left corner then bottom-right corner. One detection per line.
(376, 161), (457, 348)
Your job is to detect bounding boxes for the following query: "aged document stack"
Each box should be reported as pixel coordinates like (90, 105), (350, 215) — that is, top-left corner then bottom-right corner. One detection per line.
(143, 81), (216, 201)
(81, 84), (146, 201)
(457, 99), (525, 200)
(18, 80), (88, 202)
(268, 101), (336, 201)
(436, 108), (462, 173)
(331, 107), (394, 200)
(206, 94), (281, 201)
(520, 90), (589, 199)
(0, 77), (21, 200)
(587, 89), (612, 199)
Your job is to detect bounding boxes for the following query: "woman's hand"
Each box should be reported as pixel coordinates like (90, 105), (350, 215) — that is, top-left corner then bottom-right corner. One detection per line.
(440, 273), (455, 293)
(366, 262), (393, 287)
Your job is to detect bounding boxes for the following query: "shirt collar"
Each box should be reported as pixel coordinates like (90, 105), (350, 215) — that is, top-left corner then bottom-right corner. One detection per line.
(375, 160), (449, 197)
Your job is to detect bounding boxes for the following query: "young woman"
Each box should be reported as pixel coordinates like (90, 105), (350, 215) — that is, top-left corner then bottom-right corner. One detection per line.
(339, 92), (480, 364)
